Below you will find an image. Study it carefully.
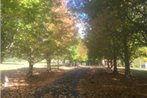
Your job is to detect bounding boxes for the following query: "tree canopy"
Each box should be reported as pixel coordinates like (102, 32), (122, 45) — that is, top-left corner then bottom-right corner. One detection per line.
(1, 0), (82, 76)
(82, 0), (147, 77)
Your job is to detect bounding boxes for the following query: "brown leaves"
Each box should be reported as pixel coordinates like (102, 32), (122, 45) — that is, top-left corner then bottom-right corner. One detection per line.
(1, 68), (66, 98)
(78, 68), (147, 98)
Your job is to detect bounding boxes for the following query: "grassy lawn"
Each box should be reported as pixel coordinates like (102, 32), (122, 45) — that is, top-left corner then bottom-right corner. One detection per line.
(0, 62), (46, 70)
(118, 67), (147, 78)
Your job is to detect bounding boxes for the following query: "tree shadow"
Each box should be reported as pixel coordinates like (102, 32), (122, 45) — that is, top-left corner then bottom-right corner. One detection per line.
(1, 67), (66, 98)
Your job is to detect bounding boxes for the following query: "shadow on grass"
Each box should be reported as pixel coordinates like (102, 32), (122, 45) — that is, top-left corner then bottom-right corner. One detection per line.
(1, 68), (47, 83)
(118, 68), (147, 78)
(131, 69), (147, 78)
(1, 67), (66, 98)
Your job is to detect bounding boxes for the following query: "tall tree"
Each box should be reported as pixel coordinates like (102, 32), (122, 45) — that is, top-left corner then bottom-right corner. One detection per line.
(39, 0), (76, 71)
(2, 0), (53, 76)
(84, 0), (146, 77)
(1, 0), (22, 63)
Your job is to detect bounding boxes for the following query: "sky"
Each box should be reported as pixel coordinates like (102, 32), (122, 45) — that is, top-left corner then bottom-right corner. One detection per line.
(65, 0), (90, 20)
(65, 0), (91, 38)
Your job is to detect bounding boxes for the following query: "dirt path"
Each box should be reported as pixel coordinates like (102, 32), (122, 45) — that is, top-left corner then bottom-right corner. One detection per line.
(34, 68), (90, 98)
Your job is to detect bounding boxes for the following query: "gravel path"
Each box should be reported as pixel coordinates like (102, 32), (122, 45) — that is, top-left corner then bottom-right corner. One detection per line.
(34, 68), (90, 98)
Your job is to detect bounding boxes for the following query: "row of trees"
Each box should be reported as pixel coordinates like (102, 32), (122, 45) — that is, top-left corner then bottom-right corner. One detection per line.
(1, 0), (87, 76)
(84, 0), (147, 77)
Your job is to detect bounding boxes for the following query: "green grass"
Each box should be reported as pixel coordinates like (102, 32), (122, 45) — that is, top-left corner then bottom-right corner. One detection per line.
(0, 62), (46, 70)
(118, 67), (147, 78)
(118, 67), (147, 71)
(131, 68), (147, 71)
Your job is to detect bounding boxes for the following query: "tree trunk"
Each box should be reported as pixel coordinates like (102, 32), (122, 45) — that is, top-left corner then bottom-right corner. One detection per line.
(93, 58), (96, 65)
(113, 55), (118, 74)
(69, 60), (73, 66)
(124, 50), (131, 78)
(0, 57), (3, 64)
(110, 59), (113, 68)
(107, 59), (110, 68)
(0, 53), (4, 64)
(124, 37), (131, 78)
(28, 60), (34, 77)
(63, 58), (66, 64)
(46, 57), (51, 72)
(57, 59), (60, 70)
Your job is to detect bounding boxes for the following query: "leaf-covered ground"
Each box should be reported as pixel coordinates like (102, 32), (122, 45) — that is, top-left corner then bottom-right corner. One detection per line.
(1, 68), (66, 98)
(1, 67), (89, 98)
(78, 68), (147, 98)
(34, 68), (90, 98)
(1, 67), (147, 98)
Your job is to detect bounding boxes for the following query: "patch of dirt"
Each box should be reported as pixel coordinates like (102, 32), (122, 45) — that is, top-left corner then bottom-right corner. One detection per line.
(78, 68), (147, 98)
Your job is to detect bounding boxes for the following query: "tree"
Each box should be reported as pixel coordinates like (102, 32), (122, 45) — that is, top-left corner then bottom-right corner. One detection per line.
(84, 0), (146, 77)
(1, 0), (23, 63)
(2, 0), (53, 76)
(77, 39), (88, 63)
(85, 9), (122, 73)
(39, 0), (76, 71)
(12, 28), (43, 76)
(2, 0), (78, 74)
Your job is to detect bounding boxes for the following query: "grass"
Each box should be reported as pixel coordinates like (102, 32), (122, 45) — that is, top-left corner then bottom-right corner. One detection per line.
(118, 67), (147, 78)
(0, 62), (46, 70)
(118, 67), (147, 70)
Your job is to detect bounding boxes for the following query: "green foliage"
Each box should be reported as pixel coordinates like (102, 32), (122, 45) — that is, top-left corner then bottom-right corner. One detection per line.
(137, 47), (147, 57)
(1, 0), (80, 66)
(83, 0), (147, 76)
(66, 35), (80, 61)
(1, 0), (20, 57)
